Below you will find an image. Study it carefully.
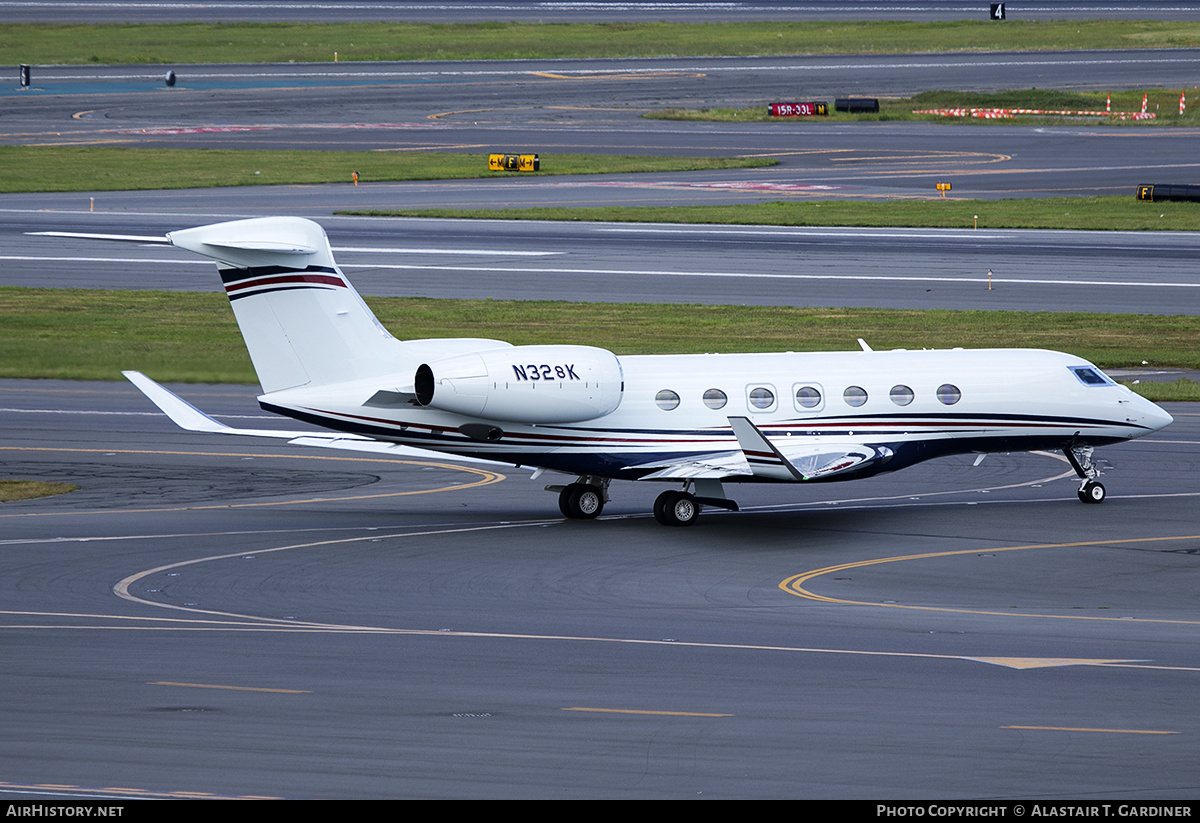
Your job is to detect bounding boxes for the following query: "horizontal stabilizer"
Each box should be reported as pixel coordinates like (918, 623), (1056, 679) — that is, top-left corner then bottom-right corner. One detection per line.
(123, 370), (331, 438)
(167, 219), (320, 269)
(27, 231), (169, 244)
(124, 371), (518, 468)
(286, 436), (519, 467)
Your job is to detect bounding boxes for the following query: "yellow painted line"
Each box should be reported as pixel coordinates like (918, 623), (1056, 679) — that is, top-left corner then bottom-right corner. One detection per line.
(998, 734), (1176, 739)
(563, 707), (731, 717)
(0, 446), (504, 517)
(969, 657), (1142, 669)
(526, 71), (703, 81)
(780, 534), (1200, 625)
(150, 681), (311, 694)
(0, 780), (279, 799)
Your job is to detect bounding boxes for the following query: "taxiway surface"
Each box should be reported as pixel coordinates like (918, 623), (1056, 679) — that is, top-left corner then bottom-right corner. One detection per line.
(2, 380), (1199, 798)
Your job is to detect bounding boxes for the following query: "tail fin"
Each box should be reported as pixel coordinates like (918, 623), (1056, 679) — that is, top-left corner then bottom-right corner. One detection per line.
(168, 217), (404, 393)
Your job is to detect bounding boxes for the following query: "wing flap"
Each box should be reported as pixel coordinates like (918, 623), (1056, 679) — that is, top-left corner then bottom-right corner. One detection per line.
(632, 450), (752, 480)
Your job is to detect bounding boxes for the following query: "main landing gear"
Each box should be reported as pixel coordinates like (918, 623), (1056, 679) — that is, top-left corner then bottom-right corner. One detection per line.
(654, 489), (699, 527)
(551, 476), (737, 526)
(1064, 444), (1106, 504)
(556, 477), (609, 520)
(652, 479), (738, 527)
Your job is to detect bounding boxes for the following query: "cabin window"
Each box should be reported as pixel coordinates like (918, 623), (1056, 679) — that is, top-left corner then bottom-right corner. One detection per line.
(843, 386), (868, 407)
(1069, 366), (1113, 387)
(794, 385), (822, 410)
(702, 388), (728, 409)
(889, 385), (914, 406)
(937, 384), (962, 405)
(655, 389), (680, 411)
(747, 386), (776, 411)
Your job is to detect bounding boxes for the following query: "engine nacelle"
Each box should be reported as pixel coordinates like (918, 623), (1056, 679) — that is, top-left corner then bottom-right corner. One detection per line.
(414, 345), (623, 424)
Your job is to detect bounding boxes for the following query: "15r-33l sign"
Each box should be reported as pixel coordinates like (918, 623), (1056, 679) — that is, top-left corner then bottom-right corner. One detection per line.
(768, 102), (828, 117)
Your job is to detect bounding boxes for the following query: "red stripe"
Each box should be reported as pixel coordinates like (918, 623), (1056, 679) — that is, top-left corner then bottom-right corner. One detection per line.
(225, 273), (345, 294)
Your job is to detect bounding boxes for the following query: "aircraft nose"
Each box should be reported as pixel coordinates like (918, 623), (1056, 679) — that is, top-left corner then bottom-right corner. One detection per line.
(1148, 402), (1174, 431)
(1135, 395), (1173, 432)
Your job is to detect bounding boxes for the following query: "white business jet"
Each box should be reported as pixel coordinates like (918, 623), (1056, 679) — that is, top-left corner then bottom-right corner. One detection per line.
(41, 217), (1173, 526)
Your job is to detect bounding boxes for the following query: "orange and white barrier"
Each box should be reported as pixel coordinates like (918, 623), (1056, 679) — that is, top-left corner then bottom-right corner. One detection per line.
(914, 107), (1156, 120)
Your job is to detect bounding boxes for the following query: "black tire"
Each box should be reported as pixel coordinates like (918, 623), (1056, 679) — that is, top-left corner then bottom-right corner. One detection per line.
(559, 484), (578, 518)
(1078, 480), (1106, 504)
(561, 483), (603, 519)
(653, 490), (674, 525)
(654, 490), (699, 526)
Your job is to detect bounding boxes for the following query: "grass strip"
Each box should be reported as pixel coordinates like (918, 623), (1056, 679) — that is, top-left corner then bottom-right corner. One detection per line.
(2, 288), (1196, 402)
(0, 147), (773, 194)
(6, 21), (1200, 65)
(345, 197), (1200, 232)
(0, 480), (77, 502)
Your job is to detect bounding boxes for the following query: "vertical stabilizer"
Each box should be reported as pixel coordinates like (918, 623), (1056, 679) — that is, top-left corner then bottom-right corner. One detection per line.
(168, 217), (404, 393)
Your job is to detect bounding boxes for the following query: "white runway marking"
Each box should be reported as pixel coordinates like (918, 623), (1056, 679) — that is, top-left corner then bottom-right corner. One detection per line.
(7, 253), (1197, 289)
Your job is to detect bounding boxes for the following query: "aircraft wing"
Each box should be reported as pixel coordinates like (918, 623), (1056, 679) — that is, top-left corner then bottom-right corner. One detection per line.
(630, 417), (891, 482)
(630, 450), (753, 480)
(122, 371), (517, 467)
(728, 416), (891, 480)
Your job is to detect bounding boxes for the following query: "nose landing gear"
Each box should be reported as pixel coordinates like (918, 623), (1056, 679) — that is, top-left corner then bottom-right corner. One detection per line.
(1065, 445), (1107, 504)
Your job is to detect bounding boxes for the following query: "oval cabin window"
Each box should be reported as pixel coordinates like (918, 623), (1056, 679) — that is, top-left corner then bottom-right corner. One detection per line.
(890, 385), (915, 406)
(748, 387), (775, 410)
(795, 386), (822, 409)
(937, 384), (962, 405)
(843, 386), (868, 407)
(703, 388), (728, 409)
(655, 389), (680, 411)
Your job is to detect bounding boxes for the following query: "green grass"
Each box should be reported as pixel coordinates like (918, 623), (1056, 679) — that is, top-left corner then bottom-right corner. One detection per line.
(650, 88), (1200, 125)
(1129, 378), (1200, 402)
(0, 480), (77, 502)
(6, 21), (1200, 65)
(345, 197), (1200, 232)
(0, 147), (774, 194)
(3, 289), (1197, 401)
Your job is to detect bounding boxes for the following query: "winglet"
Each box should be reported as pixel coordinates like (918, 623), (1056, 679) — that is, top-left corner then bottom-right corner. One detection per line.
(727, 417), (805, 481)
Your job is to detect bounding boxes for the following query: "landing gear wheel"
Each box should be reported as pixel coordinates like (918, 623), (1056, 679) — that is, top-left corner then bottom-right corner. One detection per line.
(653, 490), (700, 526)
(653, 490), (672, 525)
(558, 484), (575, 518)
(1078, 480), (1106, 504)
(559, 483), (603, 519)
